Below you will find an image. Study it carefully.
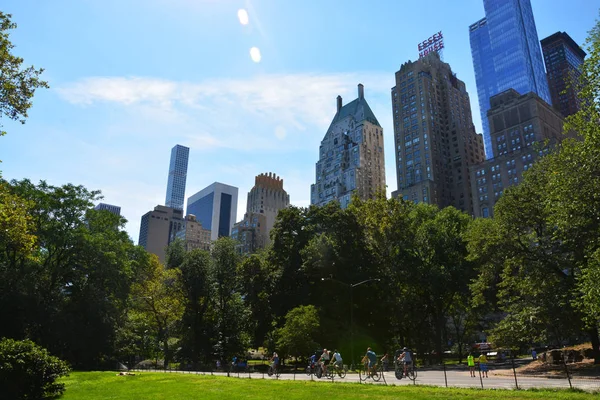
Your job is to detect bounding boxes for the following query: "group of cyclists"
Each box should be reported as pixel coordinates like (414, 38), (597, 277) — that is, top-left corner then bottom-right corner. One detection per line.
(301, 346), (415, 380)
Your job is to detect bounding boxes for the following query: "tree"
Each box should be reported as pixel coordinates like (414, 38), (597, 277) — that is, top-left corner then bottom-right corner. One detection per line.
(130, 254), (184, 369)
(238, 251), (277, 348)
(0, 12), (48, 137)
(276, 305), (320, 359)
(0, 179), (143, 368)
(0, 182), (35, 254)
(177, 248), (213, 366)
(542, 14), (600, 362)
(210, 237), (250, 362)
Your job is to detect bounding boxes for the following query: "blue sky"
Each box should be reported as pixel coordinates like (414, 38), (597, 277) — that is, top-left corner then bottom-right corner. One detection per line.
(1, 0), (597, 243)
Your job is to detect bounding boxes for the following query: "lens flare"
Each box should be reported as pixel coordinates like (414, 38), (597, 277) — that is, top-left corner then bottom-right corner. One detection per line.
(250, 47), (262, 63)
(237, 9), (249, 25)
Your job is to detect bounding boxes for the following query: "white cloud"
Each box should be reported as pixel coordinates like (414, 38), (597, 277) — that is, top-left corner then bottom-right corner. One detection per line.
(57, 72), (393, 137)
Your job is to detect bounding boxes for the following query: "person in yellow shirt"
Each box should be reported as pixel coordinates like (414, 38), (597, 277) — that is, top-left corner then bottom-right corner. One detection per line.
(479, 353), (488, 378)
(467, 353), (475, 377)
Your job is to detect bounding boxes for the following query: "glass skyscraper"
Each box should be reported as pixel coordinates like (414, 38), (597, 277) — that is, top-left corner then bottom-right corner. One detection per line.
(165, 144), (190, 211)
(469, 0), (551, 158)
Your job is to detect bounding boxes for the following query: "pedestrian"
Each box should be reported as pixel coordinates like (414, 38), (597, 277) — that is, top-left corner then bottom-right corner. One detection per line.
(531, 348), (537, 360)
(479, 352), (489, 378)
(467, 353), (475, 377)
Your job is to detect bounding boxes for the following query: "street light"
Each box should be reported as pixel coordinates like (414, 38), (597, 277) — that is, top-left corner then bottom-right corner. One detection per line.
(321, 277), (381, 368)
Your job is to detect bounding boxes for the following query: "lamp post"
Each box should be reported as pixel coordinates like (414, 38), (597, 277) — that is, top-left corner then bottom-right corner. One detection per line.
(321, 277), (381, 368)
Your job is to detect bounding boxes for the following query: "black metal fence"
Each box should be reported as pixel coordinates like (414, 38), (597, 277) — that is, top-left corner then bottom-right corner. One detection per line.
(130, 355), (600, 392)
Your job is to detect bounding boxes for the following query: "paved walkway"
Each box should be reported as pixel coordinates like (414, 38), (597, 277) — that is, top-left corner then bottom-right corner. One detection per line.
(133, 368), (600, 391)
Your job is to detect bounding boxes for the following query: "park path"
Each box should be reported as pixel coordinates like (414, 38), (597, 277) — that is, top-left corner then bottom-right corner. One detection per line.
(132, 368), (600, 392)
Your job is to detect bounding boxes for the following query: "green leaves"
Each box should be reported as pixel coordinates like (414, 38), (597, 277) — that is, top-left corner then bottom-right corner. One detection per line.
(0, 12), (49, 137)
(276, 305), (320, 358)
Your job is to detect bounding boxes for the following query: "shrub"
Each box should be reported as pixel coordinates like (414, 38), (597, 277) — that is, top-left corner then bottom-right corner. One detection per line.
(0, 338), (70, 399)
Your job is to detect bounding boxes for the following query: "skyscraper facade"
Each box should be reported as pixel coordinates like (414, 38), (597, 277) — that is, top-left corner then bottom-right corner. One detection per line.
(311, 84), (386, 208)
(165, 144), (190, 211)
(138, 205), (184, 263)
(186, 182), (238, 241)
(175, 214), (212, 252)
(94, 203), (121, 216)
(470, 89), (564, 217)
(470, 0), (551, 158)
(392, 53), (485, 215)
(232, 172), (290, 254)
(541, 32), (586, 118)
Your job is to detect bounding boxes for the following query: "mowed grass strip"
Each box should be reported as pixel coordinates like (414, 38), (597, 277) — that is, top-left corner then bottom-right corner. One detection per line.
(60, 371), (596, 400)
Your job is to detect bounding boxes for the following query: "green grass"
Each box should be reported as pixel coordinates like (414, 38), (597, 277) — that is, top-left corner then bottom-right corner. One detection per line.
(59, 371), (596, 400)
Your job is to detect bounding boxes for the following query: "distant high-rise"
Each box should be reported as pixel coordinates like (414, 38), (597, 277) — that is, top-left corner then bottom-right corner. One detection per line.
(311, 84), (386, 208)
(470, 89), (565, 218)
(232, 172), (290, 254)
(186, 182), (238, 241)
(138, 205), (184, 263)
(94, 203), (121, 216)
(165, 144), (190, 211)
(541, 32), (586, 118)
(392, 52), (485, 215)
(175, 214), (212, 252)
(470, 0), (551, 158)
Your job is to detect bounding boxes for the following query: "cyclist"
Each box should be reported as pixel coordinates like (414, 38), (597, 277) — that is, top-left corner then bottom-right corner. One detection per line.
(271, 352), (280, 373)
(331, 349), (343, 372)
(397, 347), (413, 377)
(320, 348), (330, 375)
(365, 347), (377, 377)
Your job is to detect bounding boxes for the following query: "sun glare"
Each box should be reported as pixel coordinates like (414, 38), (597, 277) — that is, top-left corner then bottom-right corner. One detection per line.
(249, 47), (261, 63)
(237, 9), (249, 25)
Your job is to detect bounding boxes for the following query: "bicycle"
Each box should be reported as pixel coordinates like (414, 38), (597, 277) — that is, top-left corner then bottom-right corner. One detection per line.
(359, 358), (383, 382)
(267, 363), (281, 378)
(394, 360), (417, 381)
(325, 362), (347, 379)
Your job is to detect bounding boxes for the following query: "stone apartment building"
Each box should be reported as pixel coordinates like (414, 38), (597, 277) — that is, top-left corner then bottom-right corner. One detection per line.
(311, 84), (386, 208)
(391, 53), (485, 214)
(470, 89), (565, 217)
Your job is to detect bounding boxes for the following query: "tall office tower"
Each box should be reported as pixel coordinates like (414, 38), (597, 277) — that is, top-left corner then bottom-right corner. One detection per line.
(470, 89), (564, 218)
(541, 32), (586, 118)
(310, 84), (386, 208)
(165, 144), (190, 211)
(186, 182), (238, 241)
(175, 214), (212, 252)
(138, 205), (184, 263)
(94, 203), (121, 216)
(469, 0), (551, 158)
(392, 52), (485, 215)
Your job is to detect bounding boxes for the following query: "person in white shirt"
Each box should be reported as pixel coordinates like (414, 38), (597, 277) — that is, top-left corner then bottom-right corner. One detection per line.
(332, 350), (343, 369)
(320, 348), (330, 374)
(398, 347), (412, 376)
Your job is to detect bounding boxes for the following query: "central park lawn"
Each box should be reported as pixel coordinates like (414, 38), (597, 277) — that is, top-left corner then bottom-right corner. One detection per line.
(60, 372), (597, 400)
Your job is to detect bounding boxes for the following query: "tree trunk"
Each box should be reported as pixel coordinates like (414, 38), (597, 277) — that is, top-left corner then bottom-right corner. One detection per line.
(590, 326), (600, 365)
(163, 337), (169, 369)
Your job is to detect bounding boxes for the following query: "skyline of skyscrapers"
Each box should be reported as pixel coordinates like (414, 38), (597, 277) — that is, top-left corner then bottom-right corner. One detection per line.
(186, 182), (238, 241)
(391, 52), (485, 215)
(541, 31), (587, 118)
(310, 84), (386, 208)
(470, 0), (551, 158)
(165, 144), (190, 211)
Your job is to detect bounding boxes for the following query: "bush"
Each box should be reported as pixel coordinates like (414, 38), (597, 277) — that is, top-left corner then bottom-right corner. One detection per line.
(0, 338), (70, 399)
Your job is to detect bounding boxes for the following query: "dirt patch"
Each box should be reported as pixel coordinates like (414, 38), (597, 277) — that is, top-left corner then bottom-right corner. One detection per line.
(494, 359), (600, 379)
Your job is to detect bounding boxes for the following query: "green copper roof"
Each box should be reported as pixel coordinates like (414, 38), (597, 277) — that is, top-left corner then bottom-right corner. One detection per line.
(328, 96), (382, 130)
